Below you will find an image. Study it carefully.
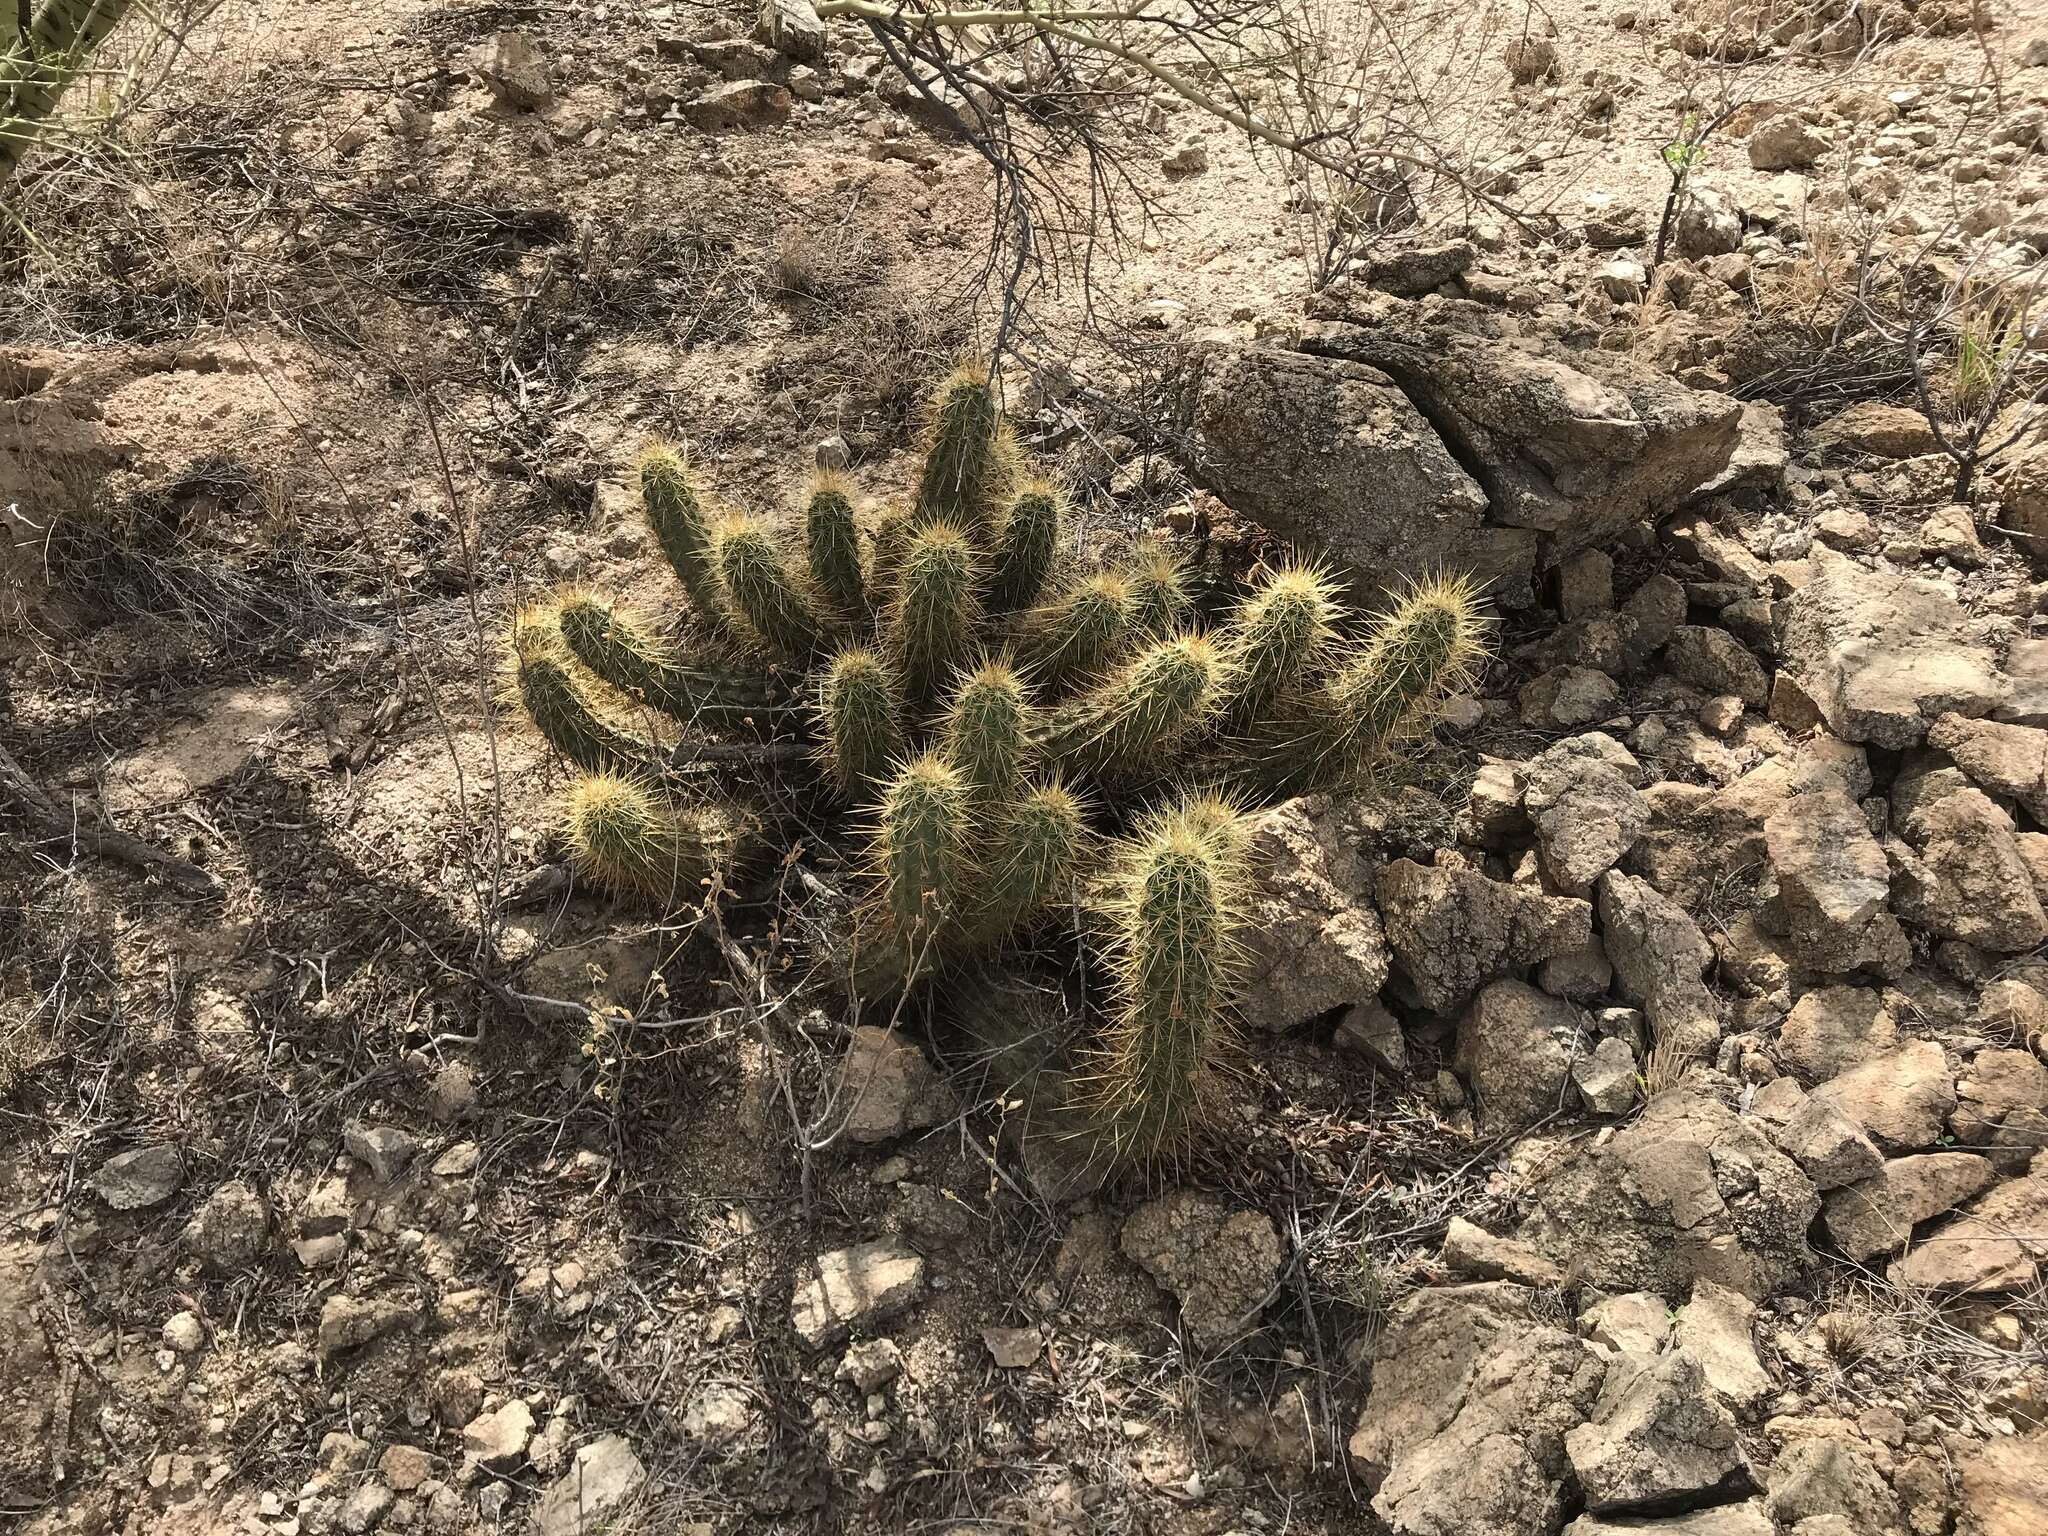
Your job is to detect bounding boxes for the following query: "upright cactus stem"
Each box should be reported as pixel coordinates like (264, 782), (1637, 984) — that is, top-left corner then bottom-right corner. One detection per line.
(716, 514), (829, 663)
(818, 646), (901, 797)
(804, 473), (867, 621)
(1288, 574), (1486, 793)
(563, 772), (739, 899)
(1026, 571), (1132, 690)
(889, 521), (982, 704)
(871, 752), (976, 960)
(913, 363), (1010, 542)
(940, 658), (1033, 808)
(988, 479), (1062, 615)
(639, 445), (726, 626)
(1217, 561), (1342, 728)
(555, 589), (784, 729)
(1086, 797), (1250, 1161)
(503, 608), (652, 774)
(970, 780), (1090, 949)
(1039, 633), (1226, 778)
(1127, 544), (1194, 636)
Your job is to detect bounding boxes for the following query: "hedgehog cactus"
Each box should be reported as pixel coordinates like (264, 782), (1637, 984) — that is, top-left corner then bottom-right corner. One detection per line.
(501, 362), (1490, 1167)
(1084, 796), (1251, 1160)
(564, 772), (737, 898)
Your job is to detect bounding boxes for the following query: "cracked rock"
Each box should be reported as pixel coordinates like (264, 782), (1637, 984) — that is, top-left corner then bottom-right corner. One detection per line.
(1120, 1189), (1282, 1349)
(1565, 1349), (1751, 1513)
(791, 1241), (925, 1346)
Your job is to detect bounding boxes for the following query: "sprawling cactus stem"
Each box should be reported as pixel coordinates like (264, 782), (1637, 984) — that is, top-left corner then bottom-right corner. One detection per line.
(505, 608), (652, 774)
(1027, 571), (1132, 689)
(1039, 633), (1226, 777)
(1127, 544), (1194, 636)
(563, 772), (738, 899)
(988, 479), (1062, 614)
(805, 473), (867, 621)
(1086, 796), (1249, 1161)
(555, 589), (781, 729)
(889, 520), (982, 704)
(1217, 561), (1343, 728)
(913, 363), (1009, 541)
(940, 657), (1034, 808)
(1303, 574), (1485, 785)
(818, 646), (901, 797)
(871, 752), (976, 958)
(970, 779), (1090, 948)
(639, 445), (726, 625)
(716, 513), (828, 662)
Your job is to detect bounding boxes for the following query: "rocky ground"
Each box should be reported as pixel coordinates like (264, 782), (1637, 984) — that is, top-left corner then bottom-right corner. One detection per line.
(5, 1), (2048, 1535)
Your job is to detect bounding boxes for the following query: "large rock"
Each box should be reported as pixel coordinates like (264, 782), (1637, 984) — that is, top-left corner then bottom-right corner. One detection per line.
(1564, 1350), (1751, 1513)
(1926, 713), (2048, 823)
(1811, 1040), (1956, 1154)
(1889, 1153), (2048, 1292)
(1765, 1436), (1903, 1531)
(1120, 1189), (1282, 1349)
(831, 1027), (956, 1144)
(1597, 871), (1720, 1055)
(1376, 858), (1592, 1013)
(790, 1241), (925, 1346)
(1778, 986), (1898, 1087)
(1762, 778), (1910, 976)
(1566, 1507), (1772, 1536)
(1237, 796), (1389, 1032)
(1778, 547), (2008, 748)
(1362, 1299), (1608, 1536)
(534, 1435), (646, 1536)
(1822, 1152), (1996, 1261)
(1674, 1279), (1772, 1408)
(1182, 342), (1511, 600)
(1956, 1430), (2048, 1536)
(1809, 401), (1943, 459)
(1523, 735), (1650, 890)
(1519, 1088), (1819, 1300)
(1665, 626), (1769, 707)
(1298, 314), (1742, 567)
(1951, 1047), (2048, 1172)
(1899, 789), (2048, 952)
(1748, 1076), (1884, 1190)
(1455, 980), (1589, 1133)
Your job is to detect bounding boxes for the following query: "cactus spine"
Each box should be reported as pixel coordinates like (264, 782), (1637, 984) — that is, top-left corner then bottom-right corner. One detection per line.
(639, 446), (725, 625)
(889, 521), (981, 704)
(804, 473), (867, 622)
(939, 658), (1033, 808)
(505, 608), (651, 774)
(564, 772), (737, 898)
(716, 514), (828, 662)
(1087, 797), (1249, 1160)
(970, 780), (1090, 947)
(913, 363), (1009, 542)
(818, 646), (901, 797)
(871, 752), (976, 958)
(988, 479), (1061, 614)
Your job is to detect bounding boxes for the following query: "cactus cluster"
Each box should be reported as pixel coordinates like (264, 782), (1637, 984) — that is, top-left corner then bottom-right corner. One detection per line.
(502, 362), (1487, 1162)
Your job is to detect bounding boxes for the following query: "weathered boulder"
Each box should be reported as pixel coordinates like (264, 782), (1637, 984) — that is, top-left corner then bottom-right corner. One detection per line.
(1809, 401), (1943, 459)
(1519, 1087), (1819, 1300)
(1898, 789), (2048, 952)
(1566, 1506), (1772, 1536)
(1597, 871), (1720, 1055)
(1765, 1436), (1904, 1532)
(1523, 734), (1650, 889)
(1955, 1429), (2048, 1536)
(1951, 1047), (2048, 1172)
(1182, 342), (1511, 600)
(1778, 547), (2008, 748)
(1749, 111), (1829, 169)
(1297, 315), (1742, 569)
(1121, 1189), (1282, 1349)
(1238, 797), (1389, 1032)
(534, 1435), (646, 1536)
(1822, 1152), (1996, 1261)
(1456, 980), (1590, 1133)
(1748, 1076), (1885, 1191)
(1674, 1279), (1772, 1409)
(1762, 779), (1910, 977)
(1928, 713), (2048, 823)
(1778, 987), (1898, 1087)
(1376, 858), (1592, 1013)
(1666, 626), (1769, 707)
(1889, 1153), (2048, 1292)
(1564, 1350), (1751, 1513)
(1811, 1040), (1956, 1154)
